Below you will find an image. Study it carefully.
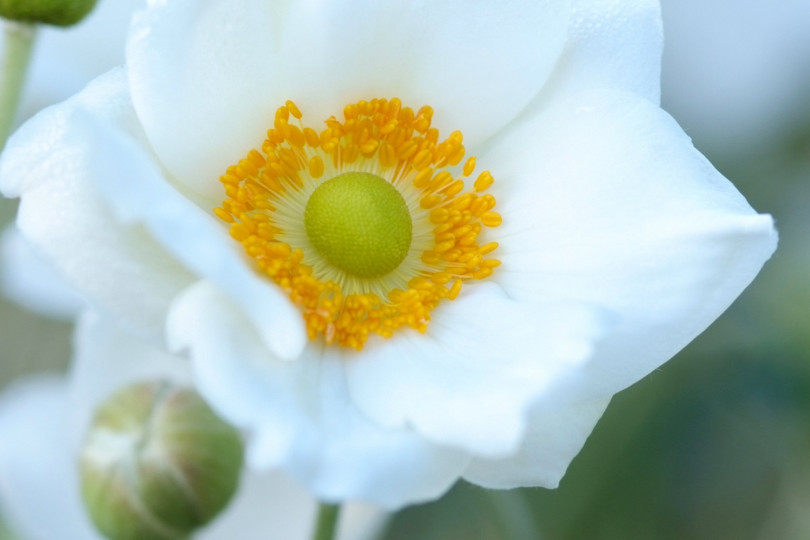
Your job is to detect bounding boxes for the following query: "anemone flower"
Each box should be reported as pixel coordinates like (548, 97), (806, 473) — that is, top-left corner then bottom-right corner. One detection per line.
(0, 0), (776, 510)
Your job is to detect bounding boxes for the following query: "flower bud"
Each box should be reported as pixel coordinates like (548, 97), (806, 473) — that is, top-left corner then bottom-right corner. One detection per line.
(79, 381), (245, 540)
(0, 0), (98, 27)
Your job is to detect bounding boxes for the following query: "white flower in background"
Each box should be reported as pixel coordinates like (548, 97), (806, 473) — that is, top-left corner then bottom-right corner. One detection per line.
(0, 312), (385, 540)
(6, 0), (144, 120)
(0, 0), (777, 510)
(1, 0), (144, 318)
(1, 225), (83, 318)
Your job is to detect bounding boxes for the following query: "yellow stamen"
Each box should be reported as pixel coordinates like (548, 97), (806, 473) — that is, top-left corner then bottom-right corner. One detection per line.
(217, 98), (502, 350)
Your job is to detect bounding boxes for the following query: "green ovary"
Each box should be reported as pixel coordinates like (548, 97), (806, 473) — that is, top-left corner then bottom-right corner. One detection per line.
(304, 172), (413, 279)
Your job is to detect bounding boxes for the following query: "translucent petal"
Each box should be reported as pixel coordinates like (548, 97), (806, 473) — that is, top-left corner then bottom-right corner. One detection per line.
(126, 0), (570, 201)
(488, 89), (777, 400)
(346, 283), (607, 457)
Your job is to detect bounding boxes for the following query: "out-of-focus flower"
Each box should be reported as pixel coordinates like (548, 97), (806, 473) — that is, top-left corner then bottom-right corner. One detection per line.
(0, 0), (142, 317)
(0, 312), (385, 540)
(1, 0), (143, 122)
(1, 225), (84, 318)
(0, 0), (777, 510)
(660, 0), (810, 155)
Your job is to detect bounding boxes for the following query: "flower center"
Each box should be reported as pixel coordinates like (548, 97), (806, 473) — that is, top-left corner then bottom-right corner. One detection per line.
(304, 172), (412, 279)
(215, 98), (502, 350)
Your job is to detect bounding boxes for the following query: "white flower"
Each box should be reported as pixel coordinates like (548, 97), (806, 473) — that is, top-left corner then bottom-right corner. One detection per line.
(0, 0), (776, 509)
(0, 312), (385, 540)
(5, 0), (143, 120)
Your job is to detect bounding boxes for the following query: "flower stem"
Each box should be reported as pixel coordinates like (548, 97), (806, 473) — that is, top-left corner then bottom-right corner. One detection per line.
(312, 503), (341, 540)
(0, 21), (37, 149)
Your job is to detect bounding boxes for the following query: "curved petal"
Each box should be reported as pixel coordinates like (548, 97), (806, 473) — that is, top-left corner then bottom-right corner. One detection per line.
(126, 0), (570, 200)
(5, 66), (307, 360)
(0, 69), (194, 344)
(345, 283), (607, 458)
(1, 224), (84, 320)
(551, 0), (663, 104)
(463, 396), (610, 489)
(167, 281), (468, 509)
(487, 89), (777, 401)
(83, 104), (308, 359)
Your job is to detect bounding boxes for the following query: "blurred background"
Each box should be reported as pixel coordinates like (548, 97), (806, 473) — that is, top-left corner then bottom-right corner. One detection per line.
(1, 0), (809, 539)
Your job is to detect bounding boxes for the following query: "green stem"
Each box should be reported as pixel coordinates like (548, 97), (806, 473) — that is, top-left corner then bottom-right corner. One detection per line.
(0, 20), (37, 149)
(488, 490), (541, 540)
(311, 503), (341, 540)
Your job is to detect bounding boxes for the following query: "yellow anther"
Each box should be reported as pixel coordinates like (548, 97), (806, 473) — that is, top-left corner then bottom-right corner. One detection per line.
(474, 171), (494, 192)
(344, 103), (358, 120)
(429, 171), (453, 192)
(214, 207), (234, 223)
(275, 106), (289, 122)
(449, 279), (463, 300)
(308, 156), (324, 178)
(434, 240), (455, 253)
(285, 100), (302, 119)
(421, 251), (441, 265)
(479, 242), (499, 255)
(412, 149), (433, 170)
(360, 139), (379, 154)
(304, 127), (320, 148)
(443, 180), (465, 198)
(379, 142), (396, 168)
(413, 167), (434, 189)
(420, 194), (443, 209)
(481, 212), (502, 227)
(452, 193), (475, 211)
(448, 146), (466, 166)
(462, 156), (476, 177)
(472, 268), (493, 280)
(398, 140), (419, 160)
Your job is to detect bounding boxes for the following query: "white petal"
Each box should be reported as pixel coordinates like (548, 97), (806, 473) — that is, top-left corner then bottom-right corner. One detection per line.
(346, 282), (607, 458)
(68, 310), (192, 450)
(168, 281), (468, 509)
(463, 396), (610, 489)
(489, 89), (777, 400)
(554, 0), (663, 103)
(0, 376), (103, 540)
(4, 65), (306, 359)
(201, 471), (387, 540)
(126, 0), (570, 200)
(0, 69), (194, 343)
(1, 224), (84, 319)
(84, 111), (308, 360)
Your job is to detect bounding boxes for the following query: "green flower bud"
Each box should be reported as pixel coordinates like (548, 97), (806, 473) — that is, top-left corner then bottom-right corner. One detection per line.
(0, 0), (98, 27)
(79, 381), (245, 540)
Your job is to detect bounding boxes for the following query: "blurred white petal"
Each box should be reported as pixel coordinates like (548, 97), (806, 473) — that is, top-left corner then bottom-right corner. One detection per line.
(1, 225), (84, 319)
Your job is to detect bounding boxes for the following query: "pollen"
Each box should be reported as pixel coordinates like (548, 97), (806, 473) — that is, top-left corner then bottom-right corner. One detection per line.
(216, 98), (501, 350)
